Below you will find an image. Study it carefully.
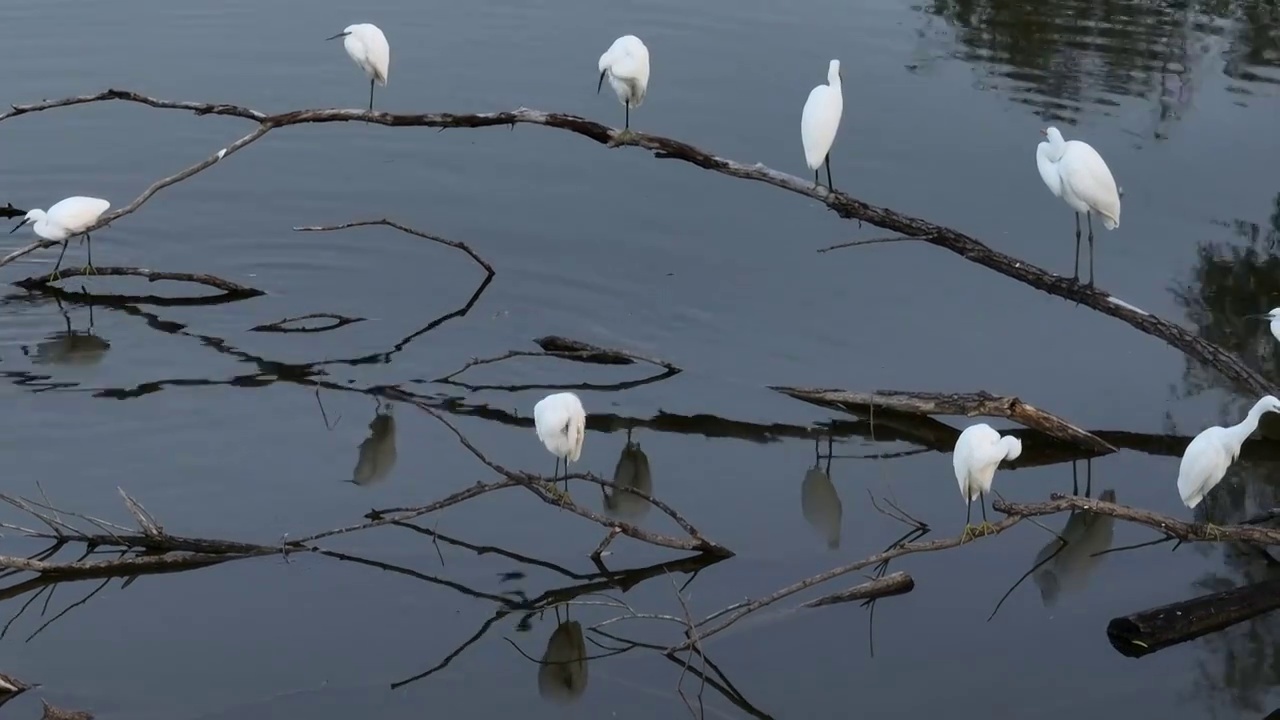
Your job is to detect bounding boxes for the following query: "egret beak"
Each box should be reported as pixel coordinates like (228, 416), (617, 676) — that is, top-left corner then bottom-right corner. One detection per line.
(597, 70), (607, 94)
(1247, 313), (1276, 320)
(325, 31), (349, 41)
(1039, 129), (1048, 136)
(9, 219), (27, 234)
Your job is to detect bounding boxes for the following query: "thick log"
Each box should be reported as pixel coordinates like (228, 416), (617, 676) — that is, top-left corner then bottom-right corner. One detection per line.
(1106, 578), (1280, 658)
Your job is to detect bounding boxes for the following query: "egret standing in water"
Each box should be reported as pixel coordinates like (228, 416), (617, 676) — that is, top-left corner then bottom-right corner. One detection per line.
(953, 423), (1023, 541)
(800, 59), (843, 191)
(534, 392), (586, 491)
(1036, 126), (1121, 287)
(326, 23), (390, 112)
(597, 35), (650, 134)
(1177, 396), (1280, 535)
(1247, 308), (1280, 344)
(10, 196), (111, 281)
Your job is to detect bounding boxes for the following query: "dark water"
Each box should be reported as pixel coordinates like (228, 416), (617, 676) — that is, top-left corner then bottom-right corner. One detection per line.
(1, 0), (1279, 717)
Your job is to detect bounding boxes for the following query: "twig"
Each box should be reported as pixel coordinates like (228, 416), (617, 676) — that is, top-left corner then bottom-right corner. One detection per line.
(995, 495), (1280, 545)
(249, 313), (365, 334)
(294, 219), (496, 277)
(816, 235), (926, 253)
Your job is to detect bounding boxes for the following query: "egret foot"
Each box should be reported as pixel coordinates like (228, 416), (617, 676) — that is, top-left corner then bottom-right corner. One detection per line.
(542, 481), (571, 506)
(975, 521), (997, 537)
(1201, 522), (1225, 541)
(46, 269), (62, 283)
(961, 524), (981, 543)
(84, 263), (97, 276)
(607, 128), (635, 147)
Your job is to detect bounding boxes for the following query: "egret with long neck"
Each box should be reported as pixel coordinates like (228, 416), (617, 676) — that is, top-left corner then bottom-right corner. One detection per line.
(1177, 396), (1280, 532)
(1035, 126), (1121, 287)
(953, 423), (1023, 541)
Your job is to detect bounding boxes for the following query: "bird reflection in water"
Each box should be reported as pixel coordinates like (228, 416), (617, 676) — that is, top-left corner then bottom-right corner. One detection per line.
(22, 301), (109, 367)
(801, 436), (842, 550)
(602, 428), (653, 523)
(1032, 488), (1117, 608)
(537, 614), (588, 704)
(349, 400), (397, 487)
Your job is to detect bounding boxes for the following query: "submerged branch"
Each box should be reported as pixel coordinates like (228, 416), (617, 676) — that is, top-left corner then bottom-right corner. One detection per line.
(13, 266), (265, 304)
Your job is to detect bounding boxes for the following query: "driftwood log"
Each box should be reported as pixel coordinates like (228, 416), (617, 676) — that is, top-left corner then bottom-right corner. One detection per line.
(772, 386), (1115, 455)
(1106, 578), (1280, 658)
(799, 571), (915, 608)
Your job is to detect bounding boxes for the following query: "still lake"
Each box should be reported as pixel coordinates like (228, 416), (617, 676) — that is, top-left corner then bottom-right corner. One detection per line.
(1, 0), (1279, 717)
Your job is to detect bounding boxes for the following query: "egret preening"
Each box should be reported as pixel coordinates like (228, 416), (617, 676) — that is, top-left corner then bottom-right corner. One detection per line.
(534, 392), (586, 491)
(1247, 308), (1280, 344)
(953, 423), (1023, 541)
(1036, 126), (1121, 287)
(800, 59), (844, 191)
(10, 196), (111, 281)
(596, 35), (649, 133)
(326, 23), (389, 112)
(1177, 395), (1280, 535)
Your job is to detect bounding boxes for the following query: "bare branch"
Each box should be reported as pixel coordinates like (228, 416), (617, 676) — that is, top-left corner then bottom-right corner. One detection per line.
(13, 267), (265, 301)
(294, 219), (496, 277)
(249, 313), (365, 334)
(798, 572), (915, 608)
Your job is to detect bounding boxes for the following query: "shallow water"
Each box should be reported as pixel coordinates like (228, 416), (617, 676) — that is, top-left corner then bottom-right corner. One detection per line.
(1, 0), (1279, 717)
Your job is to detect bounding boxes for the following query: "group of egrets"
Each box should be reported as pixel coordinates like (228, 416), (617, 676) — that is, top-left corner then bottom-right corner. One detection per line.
(954, 395), (1280, 541)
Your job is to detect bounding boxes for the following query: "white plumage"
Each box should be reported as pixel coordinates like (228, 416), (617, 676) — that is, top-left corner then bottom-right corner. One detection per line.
(534, 392), (587, 488)
(327, 23), (390, 111)
(1248, 307), (1280, 345)
(10, 196), (111, 279)
(1178, 395), (1280, 509)
(597, 35), (650, 131)
(800, 59), (843, 190)
(953, 423), (1023, 535)
(1036, 126), (1121, 286)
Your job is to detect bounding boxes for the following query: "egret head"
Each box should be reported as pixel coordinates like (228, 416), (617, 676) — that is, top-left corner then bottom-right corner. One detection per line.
(828, 59), (842, 84)
(9, 209), (43, 234)
(1003, 436), (1024, 461)
(1042, 126), (1065, 145)
(325, 25), (356, 41)
(1258, 395), (1280, 415)
(1247, 307), (1280, 321)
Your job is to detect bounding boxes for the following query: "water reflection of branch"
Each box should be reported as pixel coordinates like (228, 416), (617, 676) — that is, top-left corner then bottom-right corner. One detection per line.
(13, 266), (265, 305)
(434, 335), (681, 393)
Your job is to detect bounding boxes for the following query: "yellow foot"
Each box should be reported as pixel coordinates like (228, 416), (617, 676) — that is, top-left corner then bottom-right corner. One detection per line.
(84, 264), (97, 276)
(607, 128), (635, 147)
(541, 481), (571, 506)
(1201, 522), (1225, 541)
(46, 270), (62, 283)
(961, 522), (997, 543)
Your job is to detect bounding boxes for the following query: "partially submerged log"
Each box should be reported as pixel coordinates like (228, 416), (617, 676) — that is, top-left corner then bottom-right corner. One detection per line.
(1106, 577), (1280, 658)
(772, 386), (1116, 455)
(800, 571), (915, 608)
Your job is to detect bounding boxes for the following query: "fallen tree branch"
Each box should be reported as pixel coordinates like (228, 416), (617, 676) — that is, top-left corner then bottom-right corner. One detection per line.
(772, 386), (1116, 455)
(293, 219), (495, 277)
(434, 336), (681, 391)
(13, 266), (265, 304)
(1106, 577), (1280, 658)
(0, 87), (1261, 395)
(249, 312), (365, 334)
(994, 494), (1280, 545)
(798, 571), (915, 608)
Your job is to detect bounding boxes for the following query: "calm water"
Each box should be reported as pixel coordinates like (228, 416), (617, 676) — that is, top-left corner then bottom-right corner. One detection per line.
(1, 0), (1279, 717)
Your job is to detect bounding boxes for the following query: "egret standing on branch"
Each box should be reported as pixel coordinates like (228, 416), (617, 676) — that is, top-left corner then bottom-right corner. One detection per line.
(10, 196), (111, 281)
(597, 35), (650, 135)
(1177, 395), (1280, 536)
(1035, 126), (1121, 287)
(534, 392), (587, 492)
(326, 23), (389, 112)
(953, 423), (1023, 541)
(801, 59), (843, 191)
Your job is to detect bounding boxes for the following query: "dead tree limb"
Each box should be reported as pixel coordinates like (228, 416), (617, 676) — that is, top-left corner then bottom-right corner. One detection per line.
(798, 571), (915, 608)
(0, 88), (1260, 396)
(1106, 577), (1280, 658)
(772, 386), (1115, 455)
(13, 267), (265, 305)
(249, 312), (365, 334)
(434, 335), (681, 391)
(995, 495), (1280, 545)
(293, 219), (496, 277)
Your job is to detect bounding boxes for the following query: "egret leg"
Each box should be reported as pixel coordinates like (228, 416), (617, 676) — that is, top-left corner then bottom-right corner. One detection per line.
(825, 156), (834, 192)
(1073, 213), (1082, 283)
(1072, 461), (1079, 495)
(961, 497), (979, 542)
(624, 101), (630, 131)
(1085, 460), (1092, 498)
(814, 169), (820, 187)
(368, 79), (375, 113)
(1086, 213), (1096, 288)
(975, 494), (996, 537)
(84, 234), (95, 275)
(49, 240), (70, 282)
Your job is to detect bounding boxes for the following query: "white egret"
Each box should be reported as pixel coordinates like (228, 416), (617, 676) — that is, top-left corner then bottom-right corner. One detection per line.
(603, 432), (653, 522)
(597, 35), (649, 133)
(800, 59), (843, 191)
(1035, 126), (1121, 287)
(1031, 489), (1116, 607)
(800, 464), (842, 550)
(1247, 308), (1280, 344)
(10, 196), (110, 280)
(534, 392), (586, 491)
(350, 403), (397, 486)
(953, 423), (1023, 540)
(1177, 396), (1280, 535)
(326, 23), (390, 112)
